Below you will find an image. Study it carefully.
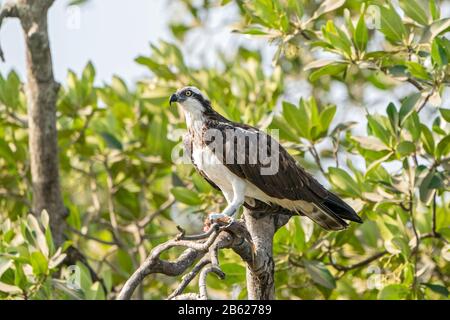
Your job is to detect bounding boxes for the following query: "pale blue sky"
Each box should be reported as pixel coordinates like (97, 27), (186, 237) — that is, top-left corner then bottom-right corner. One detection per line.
(0, 0), (171, 84)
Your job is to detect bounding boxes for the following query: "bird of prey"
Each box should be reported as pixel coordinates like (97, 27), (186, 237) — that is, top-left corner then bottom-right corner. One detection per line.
(169, 86), (362, 231)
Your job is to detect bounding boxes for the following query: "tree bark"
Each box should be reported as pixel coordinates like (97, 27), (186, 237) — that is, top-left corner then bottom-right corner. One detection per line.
(243, 205), (292, 300)
(15, 0), (66, 245)
(244, 211), (275, 300)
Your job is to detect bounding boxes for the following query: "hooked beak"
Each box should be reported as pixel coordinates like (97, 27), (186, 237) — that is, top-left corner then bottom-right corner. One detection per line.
(169, 93), (178, 106)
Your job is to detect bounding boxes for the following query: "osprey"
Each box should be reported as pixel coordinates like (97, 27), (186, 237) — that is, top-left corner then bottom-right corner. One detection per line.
(169, 86), (362, 231)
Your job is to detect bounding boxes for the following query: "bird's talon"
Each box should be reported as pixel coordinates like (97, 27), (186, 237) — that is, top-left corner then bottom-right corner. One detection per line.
(208, 212), (234, 225)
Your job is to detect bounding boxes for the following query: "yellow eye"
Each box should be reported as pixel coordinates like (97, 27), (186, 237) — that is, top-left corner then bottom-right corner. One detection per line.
(185, 90), (192, 97)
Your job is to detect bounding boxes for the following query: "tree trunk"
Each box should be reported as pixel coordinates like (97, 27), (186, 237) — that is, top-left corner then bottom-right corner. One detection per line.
(18, 0), (66, 245)
(243, 205), (292, 300)
(244, 211), (276, 299)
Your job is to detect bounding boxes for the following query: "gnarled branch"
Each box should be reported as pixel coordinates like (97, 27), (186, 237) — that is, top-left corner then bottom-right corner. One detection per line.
(117, 220), (254, 300)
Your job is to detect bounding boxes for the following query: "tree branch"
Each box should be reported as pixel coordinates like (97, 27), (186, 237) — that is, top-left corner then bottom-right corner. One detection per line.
(328, 250), (388, 272)
(117, 220), (254, 300)
(0, 1), (19, 61)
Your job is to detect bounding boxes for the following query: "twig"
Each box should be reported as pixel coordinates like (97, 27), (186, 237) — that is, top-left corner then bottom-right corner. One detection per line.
(407, 189), (420, 292)
(432, 193), (438, 237)
(328, 250), (388, 272)
(136, 198), (175, 229)
(416, 89), (434, 113)
(68, 225), (118, 246)
(167, 257), (211, 300)
(309, 144), (326, 175)
(198, 266), (225, 300)
(332, 136), (340, 168)
(406, 78), (424, 91)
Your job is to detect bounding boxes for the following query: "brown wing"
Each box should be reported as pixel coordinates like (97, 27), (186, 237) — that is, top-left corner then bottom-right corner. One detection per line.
(204, 119), (362, 230)
(206, 120), (328, 201)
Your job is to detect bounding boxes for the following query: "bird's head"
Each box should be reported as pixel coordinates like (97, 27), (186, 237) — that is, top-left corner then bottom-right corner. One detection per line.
(169, 86), (211, 114)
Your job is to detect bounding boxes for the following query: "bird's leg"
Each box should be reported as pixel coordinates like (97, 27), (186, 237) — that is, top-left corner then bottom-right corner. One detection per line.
(208, 180), (246, 225)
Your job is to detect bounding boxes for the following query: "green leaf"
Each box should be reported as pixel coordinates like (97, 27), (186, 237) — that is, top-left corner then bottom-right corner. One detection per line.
(366, 151), (394, 176)
(304, 260), (336, 289)
(0, 140), (15, 164)
(192, 174), (212, 193)
(367, 115), (390, 145)
(378, 284), (410, 300)
(85, 282), (106, 300)
(419, 168), (439, 204)
(354, 13), (368, 51)
(0, 259), (13, 278)
(405, 62), (430, 81)
(437, 135), (450, 158)
(99, 132), (123, 150)
(270, 116), (301, 142)
(328, 167), (361, 197)
(135, 56), (176, 80)
(431, 37), (448, 67)
(304, 59), (342, 71)
(353, 136), (390, 151)
(82, 61), (96, 83)
(422, 283), (449, 297)
(378, 5), (407, 43)
(439, 108), (450, 122)
(319, 105), (336, 133)
(322, 21), (352, 57)
(420, 124), (435, 155)
(429, 0), (439, 20)
(235, 27), (268, 35)
(399, 93), (422, 125)
(220, 263), (246, 283)
(310, 0), (346, 21)
(404, 111), (421, 142)
(287, 0), (303, 18)
(309, 63), (347, 82)
(282, 101), (307, 138)
(420, 18), (450, 43)
(27, 214), (49, 258)
(171, 187), (202, 206)
(386, 103), (399, 134)
(30, 251), (49, 276)
(293, 218), (306, 252)
(397, 141), (416, 157)
(399, 0), (428, 26)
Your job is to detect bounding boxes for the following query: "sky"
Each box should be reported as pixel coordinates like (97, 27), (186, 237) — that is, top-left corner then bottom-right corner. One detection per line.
(0, 0), (171, 85)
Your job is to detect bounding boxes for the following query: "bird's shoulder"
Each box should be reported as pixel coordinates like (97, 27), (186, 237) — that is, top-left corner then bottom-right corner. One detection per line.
(203, 114), (329, 201)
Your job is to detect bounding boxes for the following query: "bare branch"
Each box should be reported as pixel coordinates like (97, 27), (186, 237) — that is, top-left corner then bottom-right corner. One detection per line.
(416, 89), (434, 114)
(167, 257), (211, 300)
(117, 220), (254, 300)
(328, 250), (388, 272)
(0, 1), (19, 62)
(68, 225), (118, 246)
(171, 293), (200, 300)
(199, 266), (225, 300)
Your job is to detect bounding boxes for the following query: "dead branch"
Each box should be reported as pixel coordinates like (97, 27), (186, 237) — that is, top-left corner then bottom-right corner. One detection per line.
(117, 220), (254, 300)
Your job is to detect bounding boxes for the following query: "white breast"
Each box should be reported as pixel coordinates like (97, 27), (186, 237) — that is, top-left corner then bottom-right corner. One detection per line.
(191, 143), (315, 215)
(192, 144), (233, 191)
